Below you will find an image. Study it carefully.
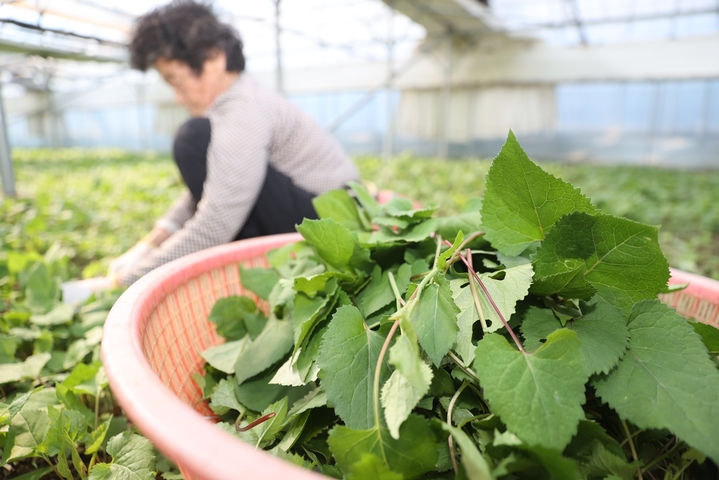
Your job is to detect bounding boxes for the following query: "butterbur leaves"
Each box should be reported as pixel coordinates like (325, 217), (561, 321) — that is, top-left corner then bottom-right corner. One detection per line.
(475, 329), (588, 451)
(533, 212), (670, 313)
(481, 131), (596, 256)
(594, 300), (719, 463)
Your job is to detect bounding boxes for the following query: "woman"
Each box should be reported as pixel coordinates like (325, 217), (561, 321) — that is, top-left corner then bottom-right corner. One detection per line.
(104, 0), (359, 288)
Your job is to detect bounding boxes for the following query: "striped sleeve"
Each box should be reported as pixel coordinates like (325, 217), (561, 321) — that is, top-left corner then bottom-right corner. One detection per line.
(119, 103), (271, 285)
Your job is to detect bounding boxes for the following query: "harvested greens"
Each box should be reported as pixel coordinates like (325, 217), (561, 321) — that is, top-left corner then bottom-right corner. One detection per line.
(199, 133), (719, 479)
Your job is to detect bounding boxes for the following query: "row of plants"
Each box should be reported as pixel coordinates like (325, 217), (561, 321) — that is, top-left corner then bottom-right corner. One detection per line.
(1, 150), (182, 479)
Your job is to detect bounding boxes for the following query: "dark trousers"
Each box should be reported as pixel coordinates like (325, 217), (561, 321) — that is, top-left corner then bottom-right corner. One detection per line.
(172, 117), (318, 241)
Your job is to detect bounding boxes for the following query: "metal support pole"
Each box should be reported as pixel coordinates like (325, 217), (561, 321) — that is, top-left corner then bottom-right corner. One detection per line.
(438, 34), (452, 159)
(382, 1), (395, 159)
(274, 0), (284, 94)
(0, 81), (17, 197)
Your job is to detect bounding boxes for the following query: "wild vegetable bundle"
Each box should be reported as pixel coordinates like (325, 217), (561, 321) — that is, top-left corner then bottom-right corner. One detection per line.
(198, 132), (719, 479)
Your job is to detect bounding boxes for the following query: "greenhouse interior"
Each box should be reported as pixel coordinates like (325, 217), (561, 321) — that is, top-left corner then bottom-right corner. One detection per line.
(1, 0), (719, 479)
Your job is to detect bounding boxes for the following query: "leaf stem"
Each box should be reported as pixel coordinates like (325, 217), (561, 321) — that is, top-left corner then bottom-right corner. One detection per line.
(432, 234), (443, 269)
(387, 271), (406, 308)
(456, 251), (526, 353)
(373, 319), (402, 430)
(447, 380), (470, 474)
(447, 351), (480, 385)
(237, 412), (276, 432)
(621, 419), (643, 480)
(465, 248), (488, 332)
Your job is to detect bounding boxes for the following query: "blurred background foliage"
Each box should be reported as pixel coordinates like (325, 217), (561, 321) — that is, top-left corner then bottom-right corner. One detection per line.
(4, 149), (719, 281)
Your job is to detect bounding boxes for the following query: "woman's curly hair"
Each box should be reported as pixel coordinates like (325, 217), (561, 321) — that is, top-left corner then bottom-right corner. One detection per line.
(129, 0), (245, 74)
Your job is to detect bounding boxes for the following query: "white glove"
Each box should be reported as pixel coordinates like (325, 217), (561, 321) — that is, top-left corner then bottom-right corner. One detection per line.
(61, 276), (118, 305)
(108, 242), (153, 276)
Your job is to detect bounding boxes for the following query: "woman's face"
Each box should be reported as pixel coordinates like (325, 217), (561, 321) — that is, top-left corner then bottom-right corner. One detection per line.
(155, 52), (231, 116)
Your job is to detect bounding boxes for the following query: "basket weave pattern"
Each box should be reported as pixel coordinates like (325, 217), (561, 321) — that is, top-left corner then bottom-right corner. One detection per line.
(102, 234), (719, 480)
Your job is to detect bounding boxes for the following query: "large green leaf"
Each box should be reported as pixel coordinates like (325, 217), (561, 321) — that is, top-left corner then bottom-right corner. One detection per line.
(474, 329), (588, 450)
(292, 279), (338, 353)
(208, 296), (264, 341)
(317, 305), (389, 429)
(239, 265), (280, 300)
(201, 337), (251, 374)
(522, 299), (630, 375)
(593, 300), (719, 463)
(328, 414), (439, 479)
(480, 131), (596, 256)
(533, 212), (670, 313)
(411, 277), (459, 366)
(87, 432), (155, 480)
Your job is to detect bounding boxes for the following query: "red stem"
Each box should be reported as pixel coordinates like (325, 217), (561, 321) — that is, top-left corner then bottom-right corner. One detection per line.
(454, 248), (527, 354)
(236, 412), (276, 432)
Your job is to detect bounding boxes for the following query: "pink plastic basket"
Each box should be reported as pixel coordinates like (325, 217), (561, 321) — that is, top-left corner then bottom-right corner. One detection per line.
(101, 233), (719, 480)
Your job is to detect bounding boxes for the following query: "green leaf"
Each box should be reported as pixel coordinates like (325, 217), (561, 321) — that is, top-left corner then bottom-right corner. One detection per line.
(293, 279), (338, 353)
(382, 335), (432, 439)
(328, 414), (439, 479)
(209, 296), (263, 341)
(347, 453), (404, 480)
(480, 131), (596, 256)
(522, 299), (630, 375)
(411, 277), (459, 366)
(12, 466), (53, 480)
(593, 300), (719, 463)
(288, 387), (326, 417)
(565, 420), (626, 460)
(254, 397), (289, 446)
(442, 423), (492, 480)
(452, 264), (533, 365)
(313, 189), (365, 231)
(0, 352), (51, 384)
(0, 387), (39, 426)
(437, 231), (464, 271)
(578, 442), (638, 480)
(209, 378), (246, 415)
(30, 303), (75, 326)
(201, 337), (251, 374)
(493, 431), (580, 480)
(85, 416), (113, 455)
(87, 432), (156, 480)
(39, 405), (88, 457)
(233, 317), (293, 385)
(317, 305), (389, 429)
(520, 306), (561, 353)
(347, 181), (381, 219)
(294, 271), (353, 298)
(25, 262), (60, 313)
(369, 219), (439, 245)
(355, 264), (411, 318)
(297, 218), (371, 274)
(689, 321), (719, 354)
(533, 212), (670, 313)
(239, 266), (280, 300)
(2, 408), (50, 463)
(474, 329), (588, 450)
